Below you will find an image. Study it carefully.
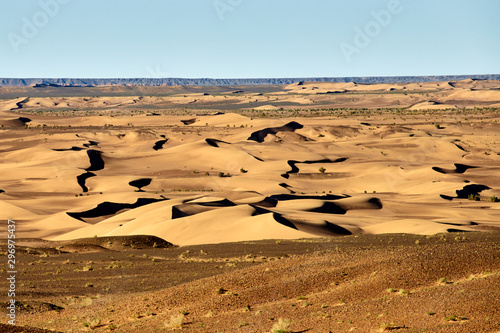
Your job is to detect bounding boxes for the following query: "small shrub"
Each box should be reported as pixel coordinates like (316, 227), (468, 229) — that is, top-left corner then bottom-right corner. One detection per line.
(319, 167), (326, 173)
(489, 196), (499, 202)
(164, 314), (184, 328)
(468, 194), (480, 201)
(83, 318), (101, 329)
(270, 318), (291, 333)
(445, 314), (467, 322)
(380, 323), (404, 331)
(240, 167), (248, 173)
(216, 287), (227, 294)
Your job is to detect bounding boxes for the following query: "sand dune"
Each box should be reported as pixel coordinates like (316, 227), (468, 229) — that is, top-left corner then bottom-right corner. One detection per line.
(2, 79), (500, 114)
(1, 81), (500, 245)
(409, 101), (457, 110)
(432, 163), (477, 174)
(248, 121), (303, 143)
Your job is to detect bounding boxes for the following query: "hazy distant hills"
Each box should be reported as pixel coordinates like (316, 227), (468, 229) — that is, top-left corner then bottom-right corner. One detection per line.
(1, 75), (499, 87)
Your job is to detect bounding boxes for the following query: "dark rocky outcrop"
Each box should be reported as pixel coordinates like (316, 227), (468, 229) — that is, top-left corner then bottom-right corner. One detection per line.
(2, 75), (500, 87)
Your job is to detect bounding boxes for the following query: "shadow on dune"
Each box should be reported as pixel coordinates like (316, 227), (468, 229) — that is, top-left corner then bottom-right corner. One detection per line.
(247, 153), (264, 161)
(83, 140), (99, 148)
(153, 136), (168, 151)
(281, 157), (348, 179)
(432, 163), (477, 174)
(0, 116), (32, 127)
(187, 198), (236, 207)
(278, 183), (296, 194)
(10, 98), (29, 110)
(294, 220), (353, 236)
(18, 116), (32, 124)
(76, 172), (96, 192)
(172, 199), (237, 219)
(52, 146), (85, 151)
(324, 222), (352, 235)
(67, 197), (167, 222)
(205, 138), (230, 148)
(250, 205), (354, 236)
(128, 178), (152, 192)
(335, 197), (383, 211)
(272, 196), (382, 214)
(247, 121), (303, 143)
(309, 202), (347, 214)
(453, 142), (467, 152)
(436, 221), (478, 227)
(440, 184), (491, 200)
(85, 150), (105, 172)
(270, 193), (350, 201)
(181, 118), (197, 125)
(272, 212), (299, 230)
(251, 205), (298, 230)
(456, 184), (490, 198)
(252, 196), (278, 207)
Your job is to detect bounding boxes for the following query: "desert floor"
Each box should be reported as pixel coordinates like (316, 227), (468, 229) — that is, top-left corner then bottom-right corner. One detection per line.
(0, 80), (499, 331)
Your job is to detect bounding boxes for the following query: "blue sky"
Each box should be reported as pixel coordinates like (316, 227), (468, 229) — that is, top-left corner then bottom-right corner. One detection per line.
(1, 0), (499, 78)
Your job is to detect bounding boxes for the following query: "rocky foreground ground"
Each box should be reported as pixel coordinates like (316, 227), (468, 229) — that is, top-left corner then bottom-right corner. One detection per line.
(0, 232), (499, 332)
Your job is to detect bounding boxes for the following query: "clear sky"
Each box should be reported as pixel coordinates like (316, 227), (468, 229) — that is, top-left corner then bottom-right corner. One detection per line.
(1, 0), (499, 78)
